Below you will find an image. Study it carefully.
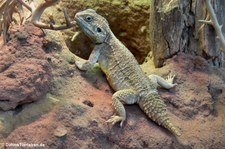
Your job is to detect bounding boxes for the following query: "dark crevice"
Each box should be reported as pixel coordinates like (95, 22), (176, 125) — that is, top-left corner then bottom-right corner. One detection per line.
(82, 100), (94, 107)
(164, 37), (171, 56)
(42, 41), (62, 53)
(207, 84), (223, 99)
(0, 63), (13, 74)
(207, 83), (222, 116)
(0, 99), (10, 102)
(14, 104), (24, 114)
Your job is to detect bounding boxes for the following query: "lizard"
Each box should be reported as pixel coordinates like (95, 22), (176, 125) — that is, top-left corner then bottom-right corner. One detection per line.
(74, 9), (181, 136)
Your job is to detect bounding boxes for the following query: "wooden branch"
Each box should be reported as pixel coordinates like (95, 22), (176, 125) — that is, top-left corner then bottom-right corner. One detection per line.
(17, 0), (33, 12)
(198, 20), (212, 25)
(0, 1), (7, 15)
(2, 0), (11, 45)
(31, 0), (75, 30)
(0, 0), (75, 45)
(199, 0), (225, 53)
(17, 0), (34, 22)
(0, 19), (3, 29)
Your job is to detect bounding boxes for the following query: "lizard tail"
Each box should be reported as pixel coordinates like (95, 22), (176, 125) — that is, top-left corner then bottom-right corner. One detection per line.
(138, 92), (181, 136)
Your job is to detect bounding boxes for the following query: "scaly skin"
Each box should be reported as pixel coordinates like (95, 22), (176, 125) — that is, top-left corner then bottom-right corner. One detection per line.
(74, 9), (181, 136)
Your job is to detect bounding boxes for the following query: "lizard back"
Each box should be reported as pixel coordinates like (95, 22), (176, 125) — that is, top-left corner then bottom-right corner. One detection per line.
(98, 36), (156, 94)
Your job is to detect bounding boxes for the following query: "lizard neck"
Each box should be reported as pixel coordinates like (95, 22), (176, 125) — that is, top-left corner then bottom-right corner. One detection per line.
(103, 30), (118, 47)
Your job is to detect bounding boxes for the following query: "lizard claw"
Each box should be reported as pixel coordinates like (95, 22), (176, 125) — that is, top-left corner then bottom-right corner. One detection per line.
(106, 115), (125, 127)
(166, 73), (176, 84)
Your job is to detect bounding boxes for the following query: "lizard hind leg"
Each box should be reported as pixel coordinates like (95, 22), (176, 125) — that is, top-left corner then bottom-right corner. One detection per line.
(106, 89), (139, 127)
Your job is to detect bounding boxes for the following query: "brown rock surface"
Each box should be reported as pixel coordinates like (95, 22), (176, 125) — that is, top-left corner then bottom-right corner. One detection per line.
(2, 49), (225, 148)
(0, 24), (52, 110)
(149, 53), (224, 120)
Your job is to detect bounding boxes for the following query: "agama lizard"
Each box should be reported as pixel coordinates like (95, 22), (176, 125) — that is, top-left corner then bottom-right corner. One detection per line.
(74, 9), (181, 136)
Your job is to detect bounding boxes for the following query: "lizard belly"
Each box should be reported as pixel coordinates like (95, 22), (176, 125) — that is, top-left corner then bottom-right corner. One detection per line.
(107, 73), (130, 91)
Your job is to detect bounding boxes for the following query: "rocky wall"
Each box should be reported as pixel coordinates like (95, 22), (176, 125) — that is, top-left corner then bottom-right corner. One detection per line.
(57, 0), (150, 63)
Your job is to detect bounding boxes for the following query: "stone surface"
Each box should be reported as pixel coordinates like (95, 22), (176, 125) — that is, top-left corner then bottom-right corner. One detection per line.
(54, 125), (67, 137)
(157, 53), (224, 119)
(2, 50), (225, 148)
(58, 0), (150, 63)
(0, 24), (52, 110)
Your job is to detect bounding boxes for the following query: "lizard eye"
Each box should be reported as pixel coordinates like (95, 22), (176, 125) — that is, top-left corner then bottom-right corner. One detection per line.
(97, 27), (102, 32)
(85, 16), (93, 22)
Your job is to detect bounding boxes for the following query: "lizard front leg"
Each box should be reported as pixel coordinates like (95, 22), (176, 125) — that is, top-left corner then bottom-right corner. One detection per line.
(106, 89), (139, 127)
(75, 45), (101, 71)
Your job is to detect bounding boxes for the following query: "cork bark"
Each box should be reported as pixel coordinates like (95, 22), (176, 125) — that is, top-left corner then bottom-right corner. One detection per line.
(149, 0), (225, 68)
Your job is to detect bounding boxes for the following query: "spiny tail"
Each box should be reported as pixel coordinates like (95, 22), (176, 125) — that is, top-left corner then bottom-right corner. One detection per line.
(138, 92), (181, 136)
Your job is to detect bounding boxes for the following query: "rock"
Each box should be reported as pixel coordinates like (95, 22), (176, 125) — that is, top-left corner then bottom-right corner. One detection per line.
(54, 125), (67, 137)
(0, 23), (52, 110)
(3, 52), (225, 148)
(58, 0), (150, 63)
(144, 53), (225, 119)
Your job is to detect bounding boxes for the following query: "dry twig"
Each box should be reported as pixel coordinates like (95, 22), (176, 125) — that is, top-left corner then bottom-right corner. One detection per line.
(0, 0), (75, 45)
(198, 0), (225, 53)
(0, 0), (31, 44)
(31, 0), (75, 30)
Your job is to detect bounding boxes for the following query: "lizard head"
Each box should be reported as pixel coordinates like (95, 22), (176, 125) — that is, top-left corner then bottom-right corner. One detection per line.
(75, 9), (110, 44)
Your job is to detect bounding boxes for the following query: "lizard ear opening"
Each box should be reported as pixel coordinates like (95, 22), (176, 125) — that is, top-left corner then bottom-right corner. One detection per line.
(94, 26), (107, 44)
(97, 27), (102, 33)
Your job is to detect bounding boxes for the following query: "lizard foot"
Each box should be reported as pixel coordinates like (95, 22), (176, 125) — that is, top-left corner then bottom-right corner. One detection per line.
(75, 60), (91, 71)
(166, 73), (177, 86)
(106, 115), (125, 127)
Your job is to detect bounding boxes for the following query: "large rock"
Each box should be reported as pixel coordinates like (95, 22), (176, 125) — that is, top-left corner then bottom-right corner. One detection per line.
(58, 0), (150, 63)
(159, 53), (224, 119)
(0, 24), (52, 110)
(3, 52), (225, 148)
